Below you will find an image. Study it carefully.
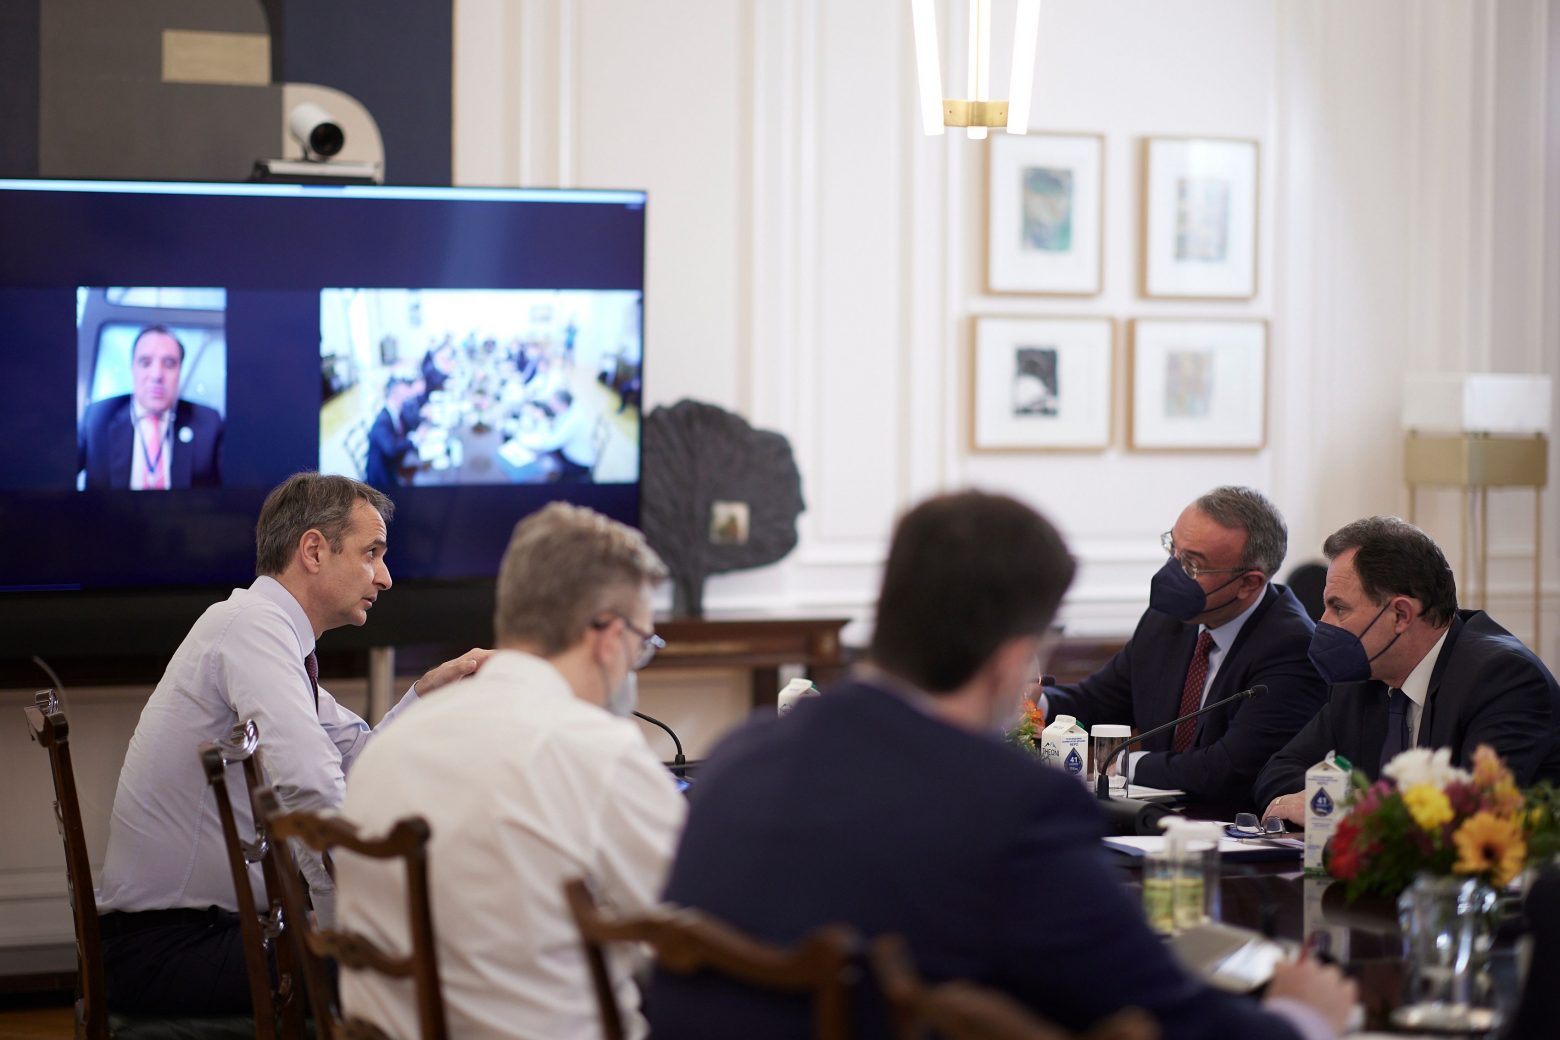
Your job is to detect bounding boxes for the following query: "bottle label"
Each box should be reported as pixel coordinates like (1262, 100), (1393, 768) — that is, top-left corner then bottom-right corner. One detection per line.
(1064, 747), (1083, 774)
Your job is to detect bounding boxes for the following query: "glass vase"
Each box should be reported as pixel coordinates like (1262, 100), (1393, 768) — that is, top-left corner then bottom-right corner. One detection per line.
(1393, 873), (1501, 1033)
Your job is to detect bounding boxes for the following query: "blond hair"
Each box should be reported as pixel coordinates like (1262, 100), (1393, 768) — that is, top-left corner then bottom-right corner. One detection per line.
(494, 503), (668, 653)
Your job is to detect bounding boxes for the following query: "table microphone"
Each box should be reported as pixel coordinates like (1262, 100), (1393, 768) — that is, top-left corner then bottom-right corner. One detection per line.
(633, 710), (689, 778)
(1094, 685), (1266, 801)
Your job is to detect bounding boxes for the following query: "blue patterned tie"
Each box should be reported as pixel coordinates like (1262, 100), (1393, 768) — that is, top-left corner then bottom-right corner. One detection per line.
(1380, 687), (1410, 770)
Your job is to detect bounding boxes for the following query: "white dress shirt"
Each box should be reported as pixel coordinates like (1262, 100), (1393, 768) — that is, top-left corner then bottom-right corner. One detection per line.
(95, 576), (418, 925)
(337, 650), (687, 1040)
(1398, 627), (1449, 747)
(129, 399), (173, 490)
(521, 402), (597, 467)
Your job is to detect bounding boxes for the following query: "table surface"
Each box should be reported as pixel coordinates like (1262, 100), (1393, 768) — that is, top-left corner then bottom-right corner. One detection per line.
(1108, 854), (1524, 1033)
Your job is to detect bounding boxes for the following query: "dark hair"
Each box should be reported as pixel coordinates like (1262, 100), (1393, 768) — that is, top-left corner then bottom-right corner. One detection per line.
(255, 472), (394, 576)
(1194, 486), (1288, 576)
(131, 324), (186, 363)
(870, 491), (1076, 693)
(1322, 516), (1457, 626)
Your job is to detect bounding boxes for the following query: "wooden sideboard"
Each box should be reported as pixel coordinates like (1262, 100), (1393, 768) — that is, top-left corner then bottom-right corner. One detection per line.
(644, 616), (851, 709)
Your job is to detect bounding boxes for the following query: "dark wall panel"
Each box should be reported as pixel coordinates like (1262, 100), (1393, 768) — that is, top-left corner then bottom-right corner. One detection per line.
(0, 1), (41, 176)
(264, 0), (453, 186)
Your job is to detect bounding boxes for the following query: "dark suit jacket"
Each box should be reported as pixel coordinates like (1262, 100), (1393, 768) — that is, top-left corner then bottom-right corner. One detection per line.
(648, 682), (1302, 1040)
(364, 407), (415, 490)
(78, 395), (222, 489)
(1047, 584), (1326, 809)
(1254, 610), (1560, 809)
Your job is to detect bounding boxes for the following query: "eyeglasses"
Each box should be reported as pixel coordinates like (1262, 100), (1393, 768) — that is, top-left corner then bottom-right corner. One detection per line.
(1160, 531), (1249, 581)
(592, 614), (665, 670)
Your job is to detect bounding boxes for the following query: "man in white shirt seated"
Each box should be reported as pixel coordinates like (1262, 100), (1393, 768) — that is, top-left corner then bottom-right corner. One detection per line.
(337, 502), (687, 1039)
(520, 389), (597, 483)
(95, 472), (489, 1015)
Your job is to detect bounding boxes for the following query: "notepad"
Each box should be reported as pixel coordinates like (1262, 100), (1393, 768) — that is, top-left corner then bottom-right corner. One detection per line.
(1102, 834), (1303, 861)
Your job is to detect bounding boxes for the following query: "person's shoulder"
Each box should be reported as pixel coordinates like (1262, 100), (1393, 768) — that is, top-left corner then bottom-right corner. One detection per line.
(175, 398), (223, 428)
(1450, 612), (1556, 685)
(82, 394), (131, 424)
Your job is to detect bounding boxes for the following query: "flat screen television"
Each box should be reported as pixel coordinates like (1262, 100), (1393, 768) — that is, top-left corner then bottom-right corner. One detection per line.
(0, 179), (646, 660)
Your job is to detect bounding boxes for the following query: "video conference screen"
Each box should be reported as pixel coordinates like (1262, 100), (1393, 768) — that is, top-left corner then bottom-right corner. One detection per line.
(0, 180), (646, 591)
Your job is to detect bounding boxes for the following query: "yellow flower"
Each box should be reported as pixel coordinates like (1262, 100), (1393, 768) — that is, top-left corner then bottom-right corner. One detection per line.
(1471, 744), (1511, 788)
(1453, 811), (1527, 887)
(1402, 783), (1454, 831)
(1489, 780), (1524, 817)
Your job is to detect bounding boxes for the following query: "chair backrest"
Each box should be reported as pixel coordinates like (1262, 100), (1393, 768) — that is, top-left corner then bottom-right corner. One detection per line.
(198, 720), (306, 1040)
(24, 689), (109, 1040)
(563, 877), (859, 1040)
(254, 786), (448, 1040)
(870, 935), (1158, 1040)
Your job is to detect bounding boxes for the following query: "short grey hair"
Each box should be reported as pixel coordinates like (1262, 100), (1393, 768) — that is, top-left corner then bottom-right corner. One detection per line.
(1194, 486), (1288, 577)
(255, 472), (394, 576)
(494, 503), (668, 654)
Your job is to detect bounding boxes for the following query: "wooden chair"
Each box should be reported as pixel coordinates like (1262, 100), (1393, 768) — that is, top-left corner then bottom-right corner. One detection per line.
(254, 786), (448, 1040)
(198, 719), (307, 1039)
(563, 877), (860, 1040)
(23, 689), (251, 1040)
(870, 935), (1159, 1040)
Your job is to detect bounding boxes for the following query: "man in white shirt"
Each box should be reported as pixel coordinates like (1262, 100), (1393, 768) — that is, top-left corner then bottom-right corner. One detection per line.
(96, 472), (489, 1015)
(338, 502), (687, 1040)
(521, 389), (597, 483)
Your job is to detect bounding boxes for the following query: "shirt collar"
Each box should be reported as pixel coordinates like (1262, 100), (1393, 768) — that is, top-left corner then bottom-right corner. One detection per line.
(480, 649), (581, 703)
(130, 398), (173, 428)
(250, 575), (317, 657)
(1398, 627), (1450, 709)
(1201, 582), (1267, 652)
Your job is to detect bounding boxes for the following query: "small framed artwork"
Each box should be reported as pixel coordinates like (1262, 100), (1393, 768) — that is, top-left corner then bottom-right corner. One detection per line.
(987, 132), (1104, 295)
(971, 317), (1114, 451)
(1128, 318), (1267, 451)
(1140, 137), (1259, 299)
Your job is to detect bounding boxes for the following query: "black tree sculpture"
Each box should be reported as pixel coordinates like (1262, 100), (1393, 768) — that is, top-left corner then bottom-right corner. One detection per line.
(640, 399), (806, 617)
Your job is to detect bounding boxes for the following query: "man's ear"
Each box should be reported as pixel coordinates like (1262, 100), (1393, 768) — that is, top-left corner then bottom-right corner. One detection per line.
(1391, 595), (1421, 631)
(297, 529), (327, 574)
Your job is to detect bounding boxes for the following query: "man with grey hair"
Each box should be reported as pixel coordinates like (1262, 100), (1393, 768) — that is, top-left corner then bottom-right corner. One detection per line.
(1256, 516), (1560, 823)
(1042, 486), (1327, 808)
(95, 472), (488, 1016)
(337, 502), (687, 1040)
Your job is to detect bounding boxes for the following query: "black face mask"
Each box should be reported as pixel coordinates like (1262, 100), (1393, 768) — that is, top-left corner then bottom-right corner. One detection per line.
(1148, 556), (1247, 621)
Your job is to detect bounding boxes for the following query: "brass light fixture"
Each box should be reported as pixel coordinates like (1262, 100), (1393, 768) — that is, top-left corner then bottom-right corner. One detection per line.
(910, 0), (1041, 138)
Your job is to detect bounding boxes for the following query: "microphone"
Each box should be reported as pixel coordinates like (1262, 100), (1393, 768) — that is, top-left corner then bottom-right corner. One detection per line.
(633, 710), (689, 778)
(1094, 685), (1265, 801)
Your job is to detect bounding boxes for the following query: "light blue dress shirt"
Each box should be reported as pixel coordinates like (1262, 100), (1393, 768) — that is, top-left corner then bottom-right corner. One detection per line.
(95, 575), (418, 925)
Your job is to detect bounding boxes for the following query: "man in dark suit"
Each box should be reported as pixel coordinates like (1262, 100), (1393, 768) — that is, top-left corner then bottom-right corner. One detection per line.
(1257, 516), (1560, 822)
(364, 372), (423, 490)
(1043, 487), (1326, 809)
(78, 325), (222, 489)
(649, 491), (1357, 1040)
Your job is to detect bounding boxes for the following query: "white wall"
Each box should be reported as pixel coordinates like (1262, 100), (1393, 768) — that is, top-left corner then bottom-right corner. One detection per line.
(455, 0), (1560, 656)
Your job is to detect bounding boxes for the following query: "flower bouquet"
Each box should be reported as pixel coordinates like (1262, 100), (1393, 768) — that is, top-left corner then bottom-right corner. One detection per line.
(1006, 698), (1046, 756)
(1326, 745), (1534, 900)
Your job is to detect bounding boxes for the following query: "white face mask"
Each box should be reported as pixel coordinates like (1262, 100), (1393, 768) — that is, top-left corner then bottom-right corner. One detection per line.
(607, 669), (638, 717)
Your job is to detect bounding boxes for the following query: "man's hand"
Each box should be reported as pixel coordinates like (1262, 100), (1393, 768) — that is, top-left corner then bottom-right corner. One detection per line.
(1266, 958), (1358, 1035)
(417, 648), (494, 695)
(1264, 791), (1307, 828)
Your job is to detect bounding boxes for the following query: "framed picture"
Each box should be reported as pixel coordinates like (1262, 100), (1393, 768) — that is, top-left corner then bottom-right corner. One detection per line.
(1140, 137), (1259, 299)
(971, 317), (1114, 451)
(1128, 318), (1267, 451)
(987, 133), (1104, 295)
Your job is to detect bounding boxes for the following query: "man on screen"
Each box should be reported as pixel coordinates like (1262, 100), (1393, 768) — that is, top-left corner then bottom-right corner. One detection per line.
(364, 371), (424, 490)
(78, 324), (223, 489)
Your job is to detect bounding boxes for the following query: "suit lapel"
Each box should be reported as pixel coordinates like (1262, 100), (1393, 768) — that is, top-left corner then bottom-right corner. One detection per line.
(1416, 614), (1465, 747)
(169, 401), (192, 489)
(108, 402), (134, 489)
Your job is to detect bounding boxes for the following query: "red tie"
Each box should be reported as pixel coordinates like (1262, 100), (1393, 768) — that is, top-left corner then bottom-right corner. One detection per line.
(304, 651), (320, 711)
(1173, 631), (1216, 753)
